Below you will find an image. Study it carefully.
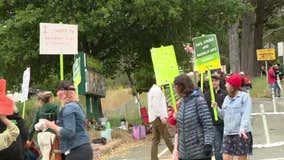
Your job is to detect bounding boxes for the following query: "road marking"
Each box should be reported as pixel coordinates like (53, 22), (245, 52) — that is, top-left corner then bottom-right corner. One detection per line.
(260, 104), (271, 144)
(253, 141), (284, 148)
(158, 148), (169, 158)
(251, 112), (284, 116)
(271, 87), (277, 112)
(258, 157), (284, 160)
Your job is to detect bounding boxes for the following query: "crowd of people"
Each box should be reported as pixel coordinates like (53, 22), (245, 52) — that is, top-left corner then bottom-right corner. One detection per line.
(0, 80), (93, 160)
(148, 71), (253, 160)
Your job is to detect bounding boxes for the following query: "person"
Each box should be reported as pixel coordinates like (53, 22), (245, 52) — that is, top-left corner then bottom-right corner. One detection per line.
(214, 73), (253, 160)
(274, 64), (282, 97)
(173, 74), (215, 160)
(204, 74), (227, 160)
(216, 70), (226, 90)
(168, 103), (180, 160)
(0, 115), (19, 151)
(44, 80), (93, 160)
(260, 65), (266, 77)
(268, 65), (278, 97)
(240, 72), (252, 92)
(26, 91), (59, 160)
(0, 110), (28, 160)
(148, 84), (174, 160)
(0, 78), (20, 152)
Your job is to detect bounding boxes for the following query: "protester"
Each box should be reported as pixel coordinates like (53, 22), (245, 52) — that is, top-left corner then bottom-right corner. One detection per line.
(204, 74), (227, 160)
(215, 73), (253, 160)
(0, 79), (20, 151)
(260, 65), (266, 76)
(26, 91), (59, 160)
(44, 80), (93, 160)
(0, 110), (28, 160)
(0, 115), (19, 151)
(168, 103), (180, 160)
(240, 72), (252, 92)
(216, 70), (226, 90)
(268, 64), (281, 97)
(174, 74), (214, 160)
(148, 84), (174, 160)
(275, 64), (282, 97)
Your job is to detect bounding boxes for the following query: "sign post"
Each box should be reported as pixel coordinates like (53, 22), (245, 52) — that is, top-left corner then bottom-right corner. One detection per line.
(151, 45), (179, 112)
(40, 23), (78, 80)
(278, 42), (284, 68)
(193, 34), (221, 121)
(21, 67), (31, 119)
(256, 48), (277, 112)
(256, 48), (276, 82)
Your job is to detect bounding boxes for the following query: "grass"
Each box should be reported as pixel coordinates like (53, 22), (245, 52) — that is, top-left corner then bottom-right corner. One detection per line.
(249, 76), (275, 98)
(101, 88), (148, 127)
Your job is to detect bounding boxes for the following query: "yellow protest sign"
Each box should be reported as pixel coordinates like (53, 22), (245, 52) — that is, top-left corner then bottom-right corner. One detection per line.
(256, 48), (276, 61)
(151, 45), (179, 86)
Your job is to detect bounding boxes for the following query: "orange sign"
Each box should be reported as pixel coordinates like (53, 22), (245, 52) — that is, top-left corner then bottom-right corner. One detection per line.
(256, 48), (276, 61)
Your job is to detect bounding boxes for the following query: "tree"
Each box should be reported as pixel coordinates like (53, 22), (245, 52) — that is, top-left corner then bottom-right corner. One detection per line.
(239, 0), (284, 76)
(228, 22), (241, 73)
(0, 0), (250, 92)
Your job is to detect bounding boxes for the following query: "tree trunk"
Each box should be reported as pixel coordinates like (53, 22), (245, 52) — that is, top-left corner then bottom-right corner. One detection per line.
(254, 0), (265, 72)
(240, 11), (256, 76)
(126, 70), (142, 108)
(228, 22), (241, 73)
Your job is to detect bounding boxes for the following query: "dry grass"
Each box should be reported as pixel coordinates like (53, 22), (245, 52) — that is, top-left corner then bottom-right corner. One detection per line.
(101, 88), (135, 111)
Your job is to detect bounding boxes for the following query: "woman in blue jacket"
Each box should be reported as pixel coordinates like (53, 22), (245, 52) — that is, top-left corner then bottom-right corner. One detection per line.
(215, 73), (253, 160)
(45, 80), (93, 160)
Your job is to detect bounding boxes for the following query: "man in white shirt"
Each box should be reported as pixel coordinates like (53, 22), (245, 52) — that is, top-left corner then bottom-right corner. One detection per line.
(148, 84), (173, 160)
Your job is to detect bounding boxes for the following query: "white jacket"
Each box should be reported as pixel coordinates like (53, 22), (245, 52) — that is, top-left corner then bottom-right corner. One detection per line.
(147, 85), (168, 122)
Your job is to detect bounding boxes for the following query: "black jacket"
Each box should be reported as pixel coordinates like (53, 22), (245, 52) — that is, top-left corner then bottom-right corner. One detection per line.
(204, 88), (227, 126)
(0, 112), (28, 160)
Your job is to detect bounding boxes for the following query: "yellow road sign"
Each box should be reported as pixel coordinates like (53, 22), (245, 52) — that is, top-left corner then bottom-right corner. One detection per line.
(256, 48), (276, 61)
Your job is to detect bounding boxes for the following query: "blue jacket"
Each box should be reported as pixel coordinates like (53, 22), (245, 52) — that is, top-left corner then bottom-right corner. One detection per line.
(177, 90), (215, 159)
(58, 102), (90, 153)
(218, 91), (252, 136)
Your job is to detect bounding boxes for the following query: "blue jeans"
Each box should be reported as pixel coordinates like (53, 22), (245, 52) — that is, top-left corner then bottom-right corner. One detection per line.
(275, 82), (281, 97)
(213, 126), (223, 160)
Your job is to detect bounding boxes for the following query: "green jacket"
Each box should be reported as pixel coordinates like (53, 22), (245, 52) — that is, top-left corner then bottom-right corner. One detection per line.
(28, 103), (59, 140)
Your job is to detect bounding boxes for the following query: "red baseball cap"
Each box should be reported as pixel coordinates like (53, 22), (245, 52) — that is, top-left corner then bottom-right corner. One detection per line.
(226, 73), (243, 88)
(0, 79), (14, 115)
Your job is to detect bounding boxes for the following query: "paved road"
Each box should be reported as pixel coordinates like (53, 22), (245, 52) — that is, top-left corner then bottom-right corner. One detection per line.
(106, 98), (284, 160)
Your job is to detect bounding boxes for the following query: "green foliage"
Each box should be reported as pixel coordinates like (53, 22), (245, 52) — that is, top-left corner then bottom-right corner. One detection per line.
(0, 0), (250, 92)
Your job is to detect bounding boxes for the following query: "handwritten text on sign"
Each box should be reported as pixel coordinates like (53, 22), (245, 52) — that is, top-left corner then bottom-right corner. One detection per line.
(40, 23), (78, 55)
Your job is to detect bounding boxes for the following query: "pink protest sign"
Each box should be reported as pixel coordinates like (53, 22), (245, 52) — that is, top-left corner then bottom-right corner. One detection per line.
(40, 23), (78, 55)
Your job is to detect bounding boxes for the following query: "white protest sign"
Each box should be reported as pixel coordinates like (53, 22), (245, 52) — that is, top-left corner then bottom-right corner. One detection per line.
(21, 67), (31, 102)
(40, 23), (78, 55)
(277, 42), (284, 56)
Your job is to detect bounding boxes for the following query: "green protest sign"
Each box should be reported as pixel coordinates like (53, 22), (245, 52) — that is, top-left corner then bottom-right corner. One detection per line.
(193, 34), (221, 72)
(151, 45), (179, 86)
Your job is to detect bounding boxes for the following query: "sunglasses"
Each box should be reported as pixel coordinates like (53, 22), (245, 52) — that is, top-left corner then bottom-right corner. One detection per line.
(57, 87), (76, 91)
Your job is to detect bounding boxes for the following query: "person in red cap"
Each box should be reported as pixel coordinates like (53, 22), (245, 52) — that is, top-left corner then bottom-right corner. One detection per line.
(212, 73), (252, 160)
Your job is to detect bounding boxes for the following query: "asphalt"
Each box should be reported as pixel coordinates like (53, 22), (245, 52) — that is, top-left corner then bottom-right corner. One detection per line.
(106, 98), (284, 160)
